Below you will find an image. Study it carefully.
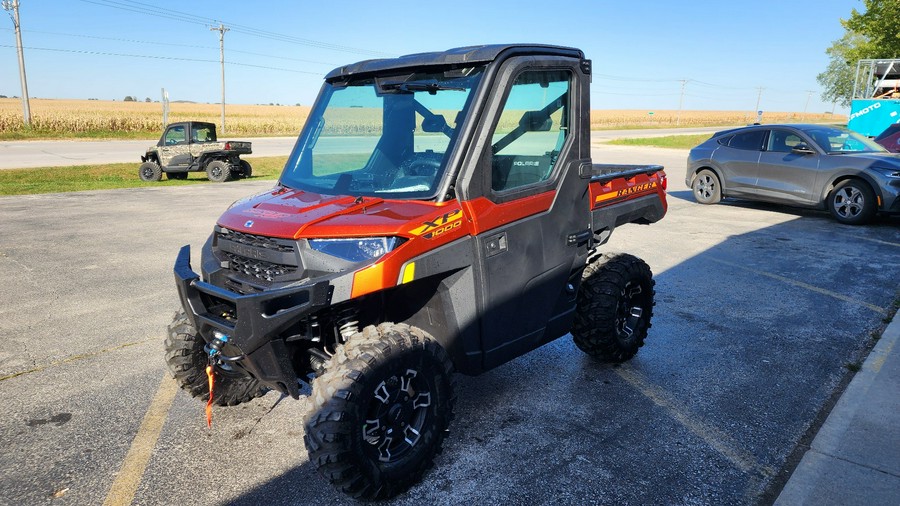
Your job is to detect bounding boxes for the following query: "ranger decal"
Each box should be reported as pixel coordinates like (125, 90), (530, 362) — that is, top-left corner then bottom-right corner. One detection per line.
(594, 181), (658, 205)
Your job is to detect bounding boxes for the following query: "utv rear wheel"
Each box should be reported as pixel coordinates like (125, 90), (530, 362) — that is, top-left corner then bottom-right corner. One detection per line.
(206, 160), (231, 182)
(138, 162), (162, 182)
(164, 311), (268, 406)
(572, 253), (655, 363)
(239, 160), (252, 178)
(692, 169), (721, 204)
(304, 323), (455, 500)
(828, 179), (876, 225)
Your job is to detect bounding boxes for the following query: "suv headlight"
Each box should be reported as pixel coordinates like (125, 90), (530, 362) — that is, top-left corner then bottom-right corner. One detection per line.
(308, 237), (402, 262)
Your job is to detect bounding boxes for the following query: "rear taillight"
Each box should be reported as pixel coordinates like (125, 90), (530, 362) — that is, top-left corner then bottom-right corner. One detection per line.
(225, 142), (231, 150)
(660, 172), (668, 190)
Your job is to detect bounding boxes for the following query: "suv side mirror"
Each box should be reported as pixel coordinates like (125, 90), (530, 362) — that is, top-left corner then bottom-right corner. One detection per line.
(792, 142), (815, 155)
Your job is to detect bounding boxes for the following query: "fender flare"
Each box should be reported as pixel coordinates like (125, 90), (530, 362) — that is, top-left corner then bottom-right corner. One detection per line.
(819, 170), (883, 208)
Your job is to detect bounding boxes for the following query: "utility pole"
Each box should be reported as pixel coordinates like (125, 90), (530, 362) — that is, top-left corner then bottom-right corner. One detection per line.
(676, 80), (687, 127)
(803, 90), (813, 116)
(3, 0), (31, 126)
(210, 23), (229, 133)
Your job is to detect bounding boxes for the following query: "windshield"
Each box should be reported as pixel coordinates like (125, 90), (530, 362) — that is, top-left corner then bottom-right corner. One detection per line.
(280, 67), (485, 198)
(805, 126), (887, 154)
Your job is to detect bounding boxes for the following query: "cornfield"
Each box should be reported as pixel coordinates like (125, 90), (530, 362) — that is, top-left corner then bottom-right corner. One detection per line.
(0, 98), (311, 137)
(590, 109), (844, 129)
(0, 98), (846, 139)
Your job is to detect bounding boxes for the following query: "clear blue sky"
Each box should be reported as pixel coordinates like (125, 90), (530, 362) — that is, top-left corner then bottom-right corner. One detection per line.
(0, 0), (862, 114)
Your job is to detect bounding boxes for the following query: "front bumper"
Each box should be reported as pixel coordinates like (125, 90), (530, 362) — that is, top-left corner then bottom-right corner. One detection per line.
(174, 245), (333, 397)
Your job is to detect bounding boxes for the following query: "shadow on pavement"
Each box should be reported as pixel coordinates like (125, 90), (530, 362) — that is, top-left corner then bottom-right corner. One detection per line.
(226, 214), (899, 505)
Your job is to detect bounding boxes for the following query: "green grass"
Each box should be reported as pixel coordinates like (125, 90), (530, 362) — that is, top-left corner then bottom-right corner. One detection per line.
(0, 129), (159, 141)
(0, 156), (287, 196)
(606, 134), (713, 149)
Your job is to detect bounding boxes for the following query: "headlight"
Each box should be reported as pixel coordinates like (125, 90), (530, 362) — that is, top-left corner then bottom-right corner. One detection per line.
(308, 237), (402, 262)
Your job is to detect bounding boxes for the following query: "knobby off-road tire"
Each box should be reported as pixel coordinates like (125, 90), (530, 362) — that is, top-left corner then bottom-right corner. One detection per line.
(138, 161), (162, 182)
(304, 323), (456, 500)
(164, 311), (268, 406)
(692, 169), (721, 204)
(828, 179), (876, 225)
(572, 253), (655, 363)
(205, 160), (232, 182)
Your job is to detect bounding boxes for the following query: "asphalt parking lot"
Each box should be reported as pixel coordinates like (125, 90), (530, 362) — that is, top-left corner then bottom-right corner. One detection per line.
(0, 144), (897, 505)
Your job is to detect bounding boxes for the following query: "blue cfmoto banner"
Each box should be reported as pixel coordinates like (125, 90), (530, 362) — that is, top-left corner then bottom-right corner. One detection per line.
(848, 99), (900, 137)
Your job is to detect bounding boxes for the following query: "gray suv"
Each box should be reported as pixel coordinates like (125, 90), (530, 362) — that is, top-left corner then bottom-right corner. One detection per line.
(686, 124), (900, 224)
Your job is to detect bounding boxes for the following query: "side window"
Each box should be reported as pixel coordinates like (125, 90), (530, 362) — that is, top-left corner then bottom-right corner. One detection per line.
(164, 125), (187, 145)
(727, 130), (765, 151)
(766, 130), (803, 153)
(491, 69), (570, 192)
(192, 125), (215, 142)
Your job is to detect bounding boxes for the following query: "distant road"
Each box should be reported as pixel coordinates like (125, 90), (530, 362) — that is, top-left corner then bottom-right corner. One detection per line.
(0, 127), (727, 170)
(0, 136), (299, 170)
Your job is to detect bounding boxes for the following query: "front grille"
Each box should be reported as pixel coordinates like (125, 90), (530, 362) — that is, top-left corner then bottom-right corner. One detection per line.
(223, 251), (297, 282)
(217, 229), (295, 253)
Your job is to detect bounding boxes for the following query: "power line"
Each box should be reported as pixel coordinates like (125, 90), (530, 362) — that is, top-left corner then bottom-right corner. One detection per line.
(0, 26), (340, 66)
(0, 43), (323, 75)
(75, 0), (392, 57)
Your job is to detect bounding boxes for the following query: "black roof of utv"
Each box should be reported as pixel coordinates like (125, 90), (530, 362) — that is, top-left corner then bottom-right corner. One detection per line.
(325, 44), (584, 81)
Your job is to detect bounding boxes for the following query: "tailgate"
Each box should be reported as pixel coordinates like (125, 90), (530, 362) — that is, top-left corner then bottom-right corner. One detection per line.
(225, 141), (252, 154)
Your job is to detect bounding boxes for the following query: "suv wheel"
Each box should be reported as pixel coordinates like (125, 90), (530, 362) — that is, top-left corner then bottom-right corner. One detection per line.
(828, 179), (876, 225)
(164, 311), (268, 405)
(138, 162), (162, 182)
(572, 253), (655, 362)
(206, 160), (232, 182)
(305, 323), (455, 500)
(692, 169), (721, 204)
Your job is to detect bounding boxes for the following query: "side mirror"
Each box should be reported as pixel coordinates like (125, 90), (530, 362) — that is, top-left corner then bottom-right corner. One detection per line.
(791, 142), (815, 155)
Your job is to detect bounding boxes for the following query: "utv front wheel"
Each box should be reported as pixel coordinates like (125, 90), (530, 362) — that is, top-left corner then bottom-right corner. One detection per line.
(239, 160), (253, 178)
(572, 253), (655, 362)
(205, 160), (231, 182)
(164, 311), (268, 405)
(305, 323), (455, 500)
(138, 162), (162, 182)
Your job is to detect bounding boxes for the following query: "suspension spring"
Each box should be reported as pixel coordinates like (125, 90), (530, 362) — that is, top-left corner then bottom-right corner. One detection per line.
(336, 307), (360, 343)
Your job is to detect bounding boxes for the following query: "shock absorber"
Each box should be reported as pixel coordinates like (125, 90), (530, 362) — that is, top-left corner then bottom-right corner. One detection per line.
(336, 306), (360, 343)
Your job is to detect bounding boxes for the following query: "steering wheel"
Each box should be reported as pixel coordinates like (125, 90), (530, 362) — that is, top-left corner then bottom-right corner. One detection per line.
(402, 157), (442, 178)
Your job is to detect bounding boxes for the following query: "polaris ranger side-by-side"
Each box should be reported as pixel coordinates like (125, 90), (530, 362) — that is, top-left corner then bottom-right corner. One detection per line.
(139, 121), (252, 182)
(166, 44), (668, 500)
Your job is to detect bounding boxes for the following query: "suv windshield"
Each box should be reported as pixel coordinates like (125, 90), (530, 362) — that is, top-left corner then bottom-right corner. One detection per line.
(281, 67), (485, 198)
(805, 126), (886, 154)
